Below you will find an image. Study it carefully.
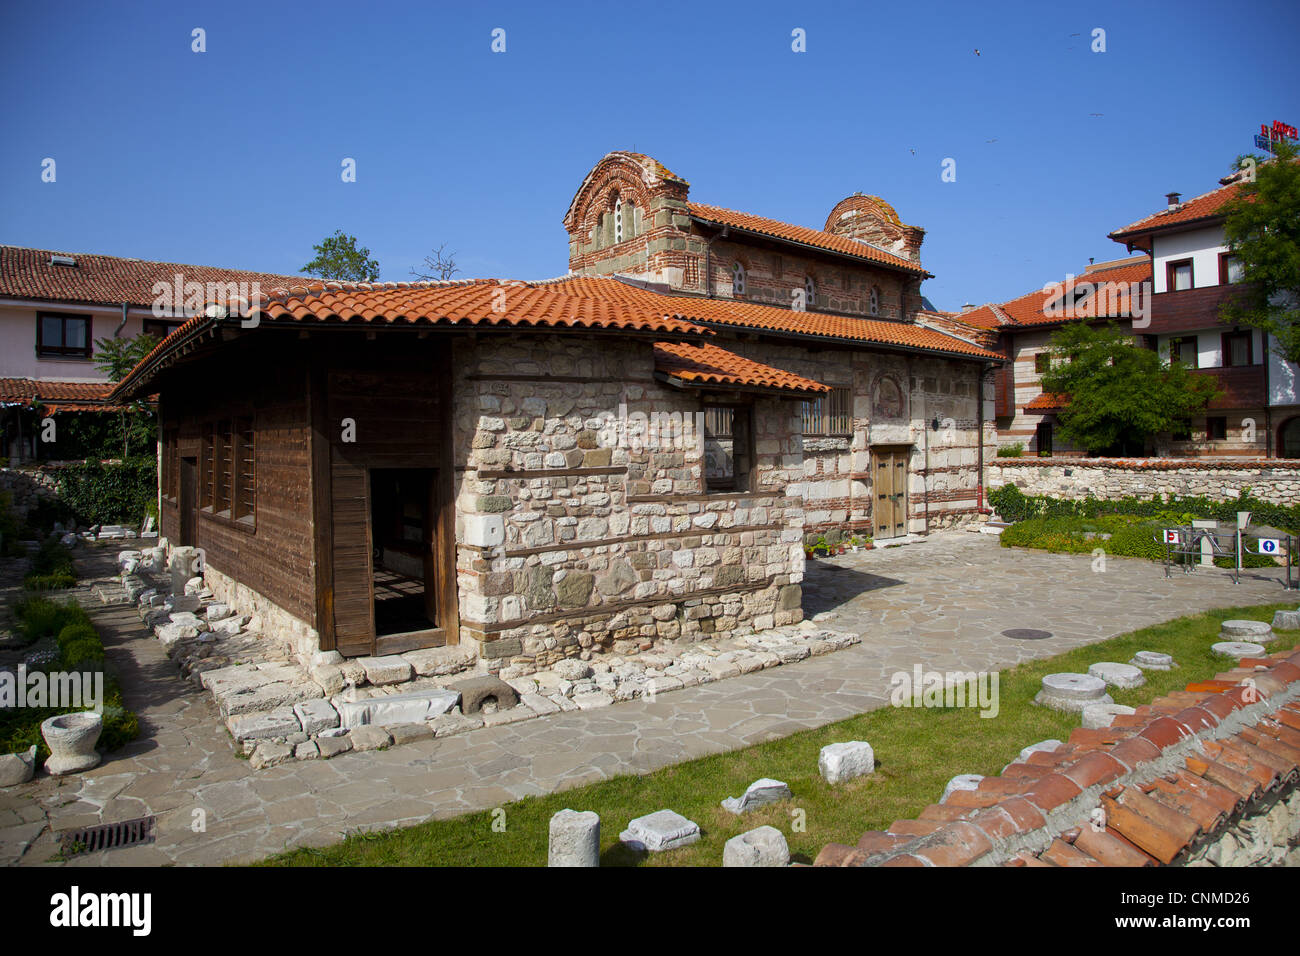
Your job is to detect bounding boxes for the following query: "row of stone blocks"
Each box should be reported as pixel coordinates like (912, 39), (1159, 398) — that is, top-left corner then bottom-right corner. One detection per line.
(547, 740), (876, 866)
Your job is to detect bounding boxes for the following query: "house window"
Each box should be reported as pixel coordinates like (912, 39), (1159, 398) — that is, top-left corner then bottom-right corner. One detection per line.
(614, 200), (624, 244)
(868, 286), (880, 315)
(804, 277), (816, 310)
(1034, 352), (1051, 374)
(732, 262), (746, 296)
(703, 403), (754, 492)
(802, 386), (852, 437)
(1206, 416), (1228, 441)
(143, 319), (182, 340)
(1219, 253), (1244, 285)
(1169, 336), (1199, 368)
(1222, 331), (1252, 367)
(36, 312), (92, 358)
(234, 416), (255, 520)
(1166, 259), (1194, 292)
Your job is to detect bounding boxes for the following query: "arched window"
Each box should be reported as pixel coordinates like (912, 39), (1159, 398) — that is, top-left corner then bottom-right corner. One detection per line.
(732, 261), (746, 295)
(614, 199), (624, 244)
(869, 285), (880, 315)
(804, 277), (816, 310)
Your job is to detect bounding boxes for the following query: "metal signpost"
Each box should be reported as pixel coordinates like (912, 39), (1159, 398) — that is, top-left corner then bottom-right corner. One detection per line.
(1158, 521), (1296, 590)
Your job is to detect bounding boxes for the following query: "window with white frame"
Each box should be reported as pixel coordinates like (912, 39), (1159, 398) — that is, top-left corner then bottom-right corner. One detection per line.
(732, 261), (746, 295)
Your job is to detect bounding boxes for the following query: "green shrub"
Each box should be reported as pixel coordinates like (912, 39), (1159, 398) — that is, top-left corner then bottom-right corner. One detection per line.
(996, 443), (1025, 458)
(53, 458), (156, 527)
(987, 485), (1300, 534)
(24, 572), (78, 591)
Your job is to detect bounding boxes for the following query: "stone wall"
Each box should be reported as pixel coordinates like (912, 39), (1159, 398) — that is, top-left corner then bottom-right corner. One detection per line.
(451, 334), (805, 671)
(988, 457), (1300, 506)
(0, 466), (60, 521)
(202, 563), (322, 671)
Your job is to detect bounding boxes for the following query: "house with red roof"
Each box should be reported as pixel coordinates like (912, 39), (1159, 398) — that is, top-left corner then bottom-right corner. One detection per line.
(1109, 172), (1300, 458)
(103, 151), (1004, 668)
(0, 246), (303, 461)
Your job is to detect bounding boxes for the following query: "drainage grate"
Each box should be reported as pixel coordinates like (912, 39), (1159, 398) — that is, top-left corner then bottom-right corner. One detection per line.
(60, 816), (156, 856)
(1001, 628), (1053, 641)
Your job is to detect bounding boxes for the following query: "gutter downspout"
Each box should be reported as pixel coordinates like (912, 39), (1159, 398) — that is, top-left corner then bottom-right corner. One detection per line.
(115, 302), (129, 338)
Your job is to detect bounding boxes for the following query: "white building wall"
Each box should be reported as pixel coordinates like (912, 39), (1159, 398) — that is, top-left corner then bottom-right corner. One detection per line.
(1152, 225), (1229, 293)
(0, 302), (156, 382)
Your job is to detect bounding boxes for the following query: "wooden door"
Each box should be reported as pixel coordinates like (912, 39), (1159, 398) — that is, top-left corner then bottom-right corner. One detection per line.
(179, 458), (197, 547)
(873, 447), (909, 539)
(329, 456), (376, 657)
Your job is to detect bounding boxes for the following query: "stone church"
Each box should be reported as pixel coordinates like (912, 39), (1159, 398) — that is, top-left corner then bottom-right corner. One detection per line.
(112, 151), (1002, 670)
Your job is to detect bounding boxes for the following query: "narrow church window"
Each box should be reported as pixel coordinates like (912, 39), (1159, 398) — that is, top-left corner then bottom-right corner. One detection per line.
(869, 285), (880, 315)
(614, 200), (624, 244)
(704, 403), (754, 492)
(732, 261), (746, 295)
(804, 277), (816, 310)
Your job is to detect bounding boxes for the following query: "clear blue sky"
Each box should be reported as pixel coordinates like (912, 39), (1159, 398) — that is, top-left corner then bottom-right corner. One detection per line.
(2, 0), (1297, 311)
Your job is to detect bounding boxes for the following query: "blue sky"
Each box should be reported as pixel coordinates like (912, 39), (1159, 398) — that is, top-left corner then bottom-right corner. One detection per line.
(2, 0), (1297, 311)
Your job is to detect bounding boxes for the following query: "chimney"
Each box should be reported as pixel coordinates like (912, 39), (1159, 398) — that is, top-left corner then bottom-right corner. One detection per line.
(961, 303), (976, 312)
(1165, 192), (1181, 210)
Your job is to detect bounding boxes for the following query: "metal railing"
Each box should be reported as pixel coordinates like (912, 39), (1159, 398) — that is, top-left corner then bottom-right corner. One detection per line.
(1157, 525), (1295, 589)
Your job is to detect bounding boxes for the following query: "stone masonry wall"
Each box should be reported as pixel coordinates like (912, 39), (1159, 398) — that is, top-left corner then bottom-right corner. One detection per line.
(451, 334), (805, 672)
(988, 458), (1300, 507)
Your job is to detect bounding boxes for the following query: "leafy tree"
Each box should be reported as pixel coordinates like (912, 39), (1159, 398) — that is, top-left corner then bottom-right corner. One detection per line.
(1040, 321), (1221, 456)
(410, 243), (459, 281)
(92, 332), (160, 460)
(1220, 140), (1300, 362)
(301, 230), (380, 282)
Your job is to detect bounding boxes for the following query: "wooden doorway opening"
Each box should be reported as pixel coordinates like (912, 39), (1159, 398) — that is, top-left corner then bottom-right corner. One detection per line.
(872, 445), (910, 540)
(369, 467), (445, 653)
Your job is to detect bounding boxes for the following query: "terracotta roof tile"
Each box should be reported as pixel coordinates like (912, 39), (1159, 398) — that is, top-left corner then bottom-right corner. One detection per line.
(684, 202), (927, 275)
(1109, 182), (1243, 241)
(652, 341), (829, 395)
(0, 245), (304, 311)
(816, 644), (1300, 867)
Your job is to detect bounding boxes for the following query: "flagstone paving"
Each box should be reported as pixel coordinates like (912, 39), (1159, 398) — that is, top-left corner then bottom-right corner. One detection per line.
(1, 530), (1292, 866)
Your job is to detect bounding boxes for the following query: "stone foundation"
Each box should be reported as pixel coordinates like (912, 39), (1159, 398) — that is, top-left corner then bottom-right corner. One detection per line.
(202, 562), (321, 671)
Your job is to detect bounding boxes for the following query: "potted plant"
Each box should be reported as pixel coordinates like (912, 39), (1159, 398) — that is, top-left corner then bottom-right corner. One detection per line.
(40, 711), (103, 775)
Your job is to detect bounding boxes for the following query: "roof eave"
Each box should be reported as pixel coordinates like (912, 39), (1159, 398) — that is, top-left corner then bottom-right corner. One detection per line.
(689, 216), (931, 278)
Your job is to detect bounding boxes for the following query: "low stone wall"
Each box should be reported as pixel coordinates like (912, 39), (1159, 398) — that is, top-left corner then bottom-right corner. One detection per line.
(988, 458), (1300, 507)
(203, 563), (321, 672)
(0, 467), (60, 520)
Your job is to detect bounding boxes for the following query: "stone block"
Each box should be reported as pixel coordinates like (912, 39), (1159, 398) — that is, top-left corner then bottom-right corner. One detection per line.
(721, 778), (792, 814)
(723, 825), (790, 867)
(1034, 673), (1112, 713)
(1081, 703), (1136, 729)
(357, 655), (414, 686)
(1219, 619), (1273, 641)
(250, 741), (294, 769)
(549, 809), (601, 867)
(449, 675), (519, 714)
(818, 741), (875, 784)
(0, 746), (37, 787)
(293, 699), (340, 735)
(1212, 641), (1267, 660)
(572, 690), (613, 710)
(619, 810), (700, 852)
(348, 725), (392, 752)
(1087, 662), (1145, 689)
(316, 734), (353, 759)
(227, 707), (301, 742)
(1130, 651), (1175, 671)
(387, 722), (434, 745)
(334, 688), (460, 728)
(1272, 609), (1300, 631)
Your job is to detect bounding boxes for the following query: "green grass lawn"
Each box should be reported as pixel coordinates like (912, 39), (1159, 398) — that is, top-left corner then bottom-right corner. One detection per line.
(259, 600), (1298, 868)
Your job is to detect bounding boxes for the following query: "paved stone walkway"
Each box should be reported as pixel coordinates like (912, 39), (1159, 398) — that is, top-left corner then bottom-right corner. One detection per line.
(1, 530), (1292, 866)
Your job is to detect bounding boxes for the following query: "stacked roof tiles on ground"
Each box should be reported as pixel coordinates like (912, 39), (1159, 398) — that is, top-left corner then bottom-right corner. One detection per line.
(816, 645), (1300, 867)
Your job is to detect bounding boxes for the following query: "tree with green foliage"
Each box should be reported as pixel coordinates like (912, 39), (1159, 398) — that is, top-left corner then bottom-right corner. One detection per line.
(301, 230), (380, 282)
(1040, 321), (1221, 456)
(1220, 140), (1300, 362)
(92, 332), (159, 460)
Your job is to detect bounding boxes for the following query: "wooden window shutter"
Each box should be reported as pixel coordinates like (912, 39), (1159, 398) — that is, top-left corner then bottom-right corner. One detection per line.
(234, 416), (255, 519)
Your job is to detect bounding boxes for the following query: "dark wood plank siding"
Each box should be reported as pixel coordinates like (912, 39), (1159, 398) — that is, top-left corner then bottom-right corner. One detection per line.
(157, 342), (315, 628)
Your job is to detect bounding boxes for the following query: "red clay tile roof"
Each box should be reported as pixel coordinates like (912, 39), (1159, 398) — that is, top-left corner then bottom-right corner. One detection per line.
(0, 377), (125, 413)
(685, 202), (928, 275)
(0, 245), (305, 312)
(113, 274), (1004, 400)
(1025, 392), (1068, 411)
(816, 644), (1300, 867)
(1109, 182), (1243, 242)
(543, 277), (1004, 360)
(653, 341), (830, 395)
(950, 258), (1151, 332)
